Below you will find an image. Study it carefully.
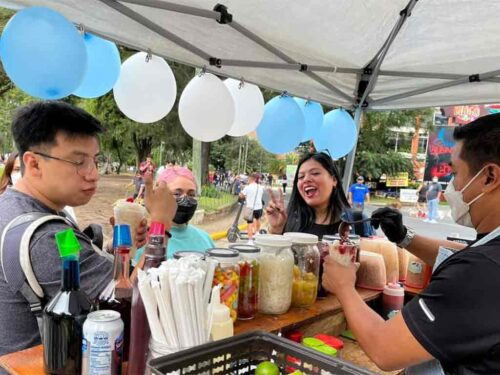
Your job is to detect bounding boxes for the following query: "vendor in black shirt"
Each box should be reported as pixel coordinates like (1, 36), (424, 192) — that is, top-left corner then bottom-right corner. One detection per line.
(322, 114), (500, 374)
(266, 151), (350, 239)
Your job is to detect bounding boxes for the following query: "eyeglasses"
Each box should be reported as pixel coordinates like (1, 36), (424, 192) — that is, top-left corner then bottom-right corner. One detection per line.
(33, 151), (101, 177)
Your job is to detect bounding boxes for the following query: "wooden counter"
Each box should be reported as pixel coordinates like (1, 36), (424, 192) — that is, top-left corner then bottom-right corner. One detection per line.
(236, 288), (380, 335)
(0, 288), (381, 375)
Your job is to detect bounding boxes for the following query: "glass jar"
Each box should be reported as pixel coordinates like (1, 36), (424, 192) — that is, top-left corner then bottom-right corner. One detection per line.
(255, 235), (294, 315)
(229, 244), (260, 320)
(206, 248), (240, 322)
(284, 232), (320, 308)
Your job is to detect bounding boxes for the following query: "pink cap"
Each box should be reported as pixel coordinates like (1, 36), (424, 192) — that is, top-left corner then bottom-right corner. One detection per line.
(149, 222), (165, 236)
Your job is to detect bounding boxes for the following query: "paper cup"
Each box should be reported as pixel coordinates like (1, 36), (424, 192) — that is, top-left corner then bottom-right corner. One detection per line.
(329, 240), (358, 266)
(113, 200), (147, 259)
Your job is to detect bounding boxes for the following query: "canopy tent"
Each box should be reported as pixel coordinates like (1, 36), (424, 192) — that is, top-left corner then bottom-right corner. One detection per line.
(2, 0), (500, 188)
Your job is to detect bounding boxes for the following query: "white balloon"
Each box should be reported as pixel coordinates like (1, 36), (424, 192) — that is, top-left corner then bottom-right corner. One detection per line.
(113, 52), (176, 123)
(179, 73), (235, 142)
(224, 78), (264, 137)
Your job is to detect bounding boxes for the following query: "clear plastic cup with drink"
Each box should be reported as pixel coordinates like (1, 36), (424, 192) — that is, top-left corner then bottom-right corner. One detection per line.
(113, 199), (147, 259)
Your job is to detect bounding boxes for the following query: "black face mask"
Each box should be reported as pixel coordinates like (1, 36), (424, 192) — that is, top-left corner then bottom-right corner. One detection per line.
(173, 196), (198, 224)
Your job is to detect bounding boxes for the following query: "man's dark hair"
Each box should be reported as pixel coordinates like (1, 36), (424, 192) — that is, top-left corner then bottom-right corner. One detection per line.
(453, 113), (500, 173)
(285, 152), (350, 233)
(12, 101), (104, 158)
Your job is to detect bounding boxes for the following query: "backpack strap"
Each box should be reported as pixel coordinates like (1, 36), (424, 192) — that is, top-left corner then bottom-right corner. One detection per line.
(0, 212), (72, 336)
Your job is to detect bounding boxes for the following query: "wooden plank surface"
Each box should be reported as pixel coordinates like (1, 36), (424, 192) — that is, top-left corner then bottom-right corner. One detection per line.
(235, 288), (380, 334)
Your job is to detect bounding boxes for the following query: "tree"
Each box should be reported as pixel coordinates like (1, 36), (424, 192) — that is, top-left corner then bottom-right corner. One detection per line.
(353, 108), (434, 180)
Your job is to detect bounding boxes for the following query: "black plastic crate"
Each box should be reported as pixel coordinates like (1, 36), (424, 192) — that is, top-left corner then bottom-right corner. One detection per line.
(149, 330), (374, 374)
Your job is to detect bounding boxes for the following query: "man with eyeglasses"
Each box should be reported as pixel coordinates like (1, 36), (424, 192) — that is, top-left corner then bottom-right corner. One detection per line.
(0, 101), (175, 356)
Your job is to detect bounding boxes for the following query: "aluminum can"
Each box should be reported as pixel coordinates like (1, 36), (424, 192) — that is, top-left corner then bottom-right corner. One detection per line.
(82, 310), (124, 375)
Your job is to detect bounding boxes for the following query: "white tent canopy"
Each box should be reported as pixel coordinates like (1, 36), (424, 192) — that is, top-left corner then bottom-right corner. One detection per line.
(2, 0), (499, 185)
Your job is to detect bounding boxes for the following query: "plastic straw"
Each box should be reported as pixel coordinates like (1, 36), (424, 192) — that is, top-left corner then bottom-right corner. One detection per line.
(158, 269), (180, 348)
(137, 270), (167, 345)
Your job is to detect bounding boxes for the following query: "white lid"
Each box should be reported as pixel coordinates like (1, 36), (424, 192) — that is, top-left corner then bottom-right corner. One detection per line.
(383, 282), (405, 297)
(255, 234), (292, 248)
(283, 232), (319, 244)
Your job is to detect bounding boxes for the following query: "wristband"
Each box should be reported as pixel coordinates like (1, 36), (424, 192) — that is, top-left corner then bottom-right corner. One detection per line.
(149, 222), (165, 236)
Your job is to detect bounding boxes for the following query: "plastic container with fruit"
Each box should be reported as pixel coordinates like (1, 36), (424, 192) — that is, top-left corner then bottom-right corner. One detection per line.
(229, 244), (261, 320)
(206, 248), (240, 321)
(284, 232), (321, 308)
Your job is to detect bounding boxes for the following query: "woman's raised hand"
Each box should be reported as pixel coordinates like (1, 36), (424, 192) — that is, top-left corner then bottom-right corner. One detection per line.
(265, 188), (287, 234)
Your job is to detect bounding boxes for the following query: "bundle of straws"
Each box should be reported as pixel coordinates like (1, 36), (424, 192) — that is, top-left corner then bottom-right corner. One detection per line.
(137, 255), (218, 350)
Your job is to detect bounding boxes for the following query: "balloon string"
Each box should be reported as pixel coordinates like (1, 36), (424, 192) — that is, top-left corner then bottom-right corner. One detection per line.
(238, 78), (245, 90)
(145, 49), (152, 63)
(77, 23), (85, 35)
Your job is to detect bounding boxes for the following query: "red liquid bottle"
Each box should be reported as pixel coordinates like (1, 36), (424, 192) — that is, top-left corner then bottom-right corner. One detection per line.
(98, 224), (133, 362)
(127, 223), (166, 375)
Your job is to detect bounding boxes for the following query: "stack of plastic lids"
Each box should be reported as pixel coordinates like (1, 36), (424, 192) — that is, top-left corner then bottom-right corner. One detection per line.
(397, 247), (410, 282)
(360, 238), (398, 284)
(356, 251), (387, 291)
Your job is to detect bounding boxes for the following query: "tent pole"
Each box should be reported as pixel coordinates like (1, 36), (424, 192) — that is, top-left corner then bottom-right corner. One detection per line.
(342, 106), (363, 194)
(98, 0), (212, 60)
(371, 68), (500, 106)
(117, 0), (220, 20)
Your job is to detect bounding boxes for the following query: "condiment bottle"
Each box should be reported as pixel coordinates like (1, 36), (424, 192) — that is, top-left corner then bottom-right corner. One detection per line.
(382, 282), (405, 320)
(43, 229), (93, 374)
(128, 223), (167, 375)
(98, 224), (133, 361)
(210, 285), (234, 341)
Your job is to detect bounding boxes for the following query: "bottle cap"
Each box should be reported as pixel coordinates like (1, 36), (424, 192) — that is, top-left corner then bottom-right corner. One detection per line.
(113, 224), (132, 248)
(55, 228), (81, 258)
(149, 222), (165, 236)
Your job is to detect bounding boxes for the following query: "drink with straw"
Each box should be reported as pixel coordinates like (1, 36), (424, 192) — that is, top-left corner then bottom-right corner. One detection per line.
(113, 199), (146, 259)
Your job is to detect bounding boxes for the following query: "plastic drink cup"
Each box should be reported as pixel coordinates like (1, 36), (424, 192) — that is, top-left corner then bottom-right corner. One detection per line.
(113, 200), (146, 259)
(329, 240), (357, 266)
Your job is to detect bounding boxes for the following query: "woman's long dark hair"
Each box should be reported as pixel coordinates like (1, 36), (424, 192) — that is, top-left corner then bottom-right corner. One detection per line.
(0, 152), (19, 194)
(284, 152), (350, 233)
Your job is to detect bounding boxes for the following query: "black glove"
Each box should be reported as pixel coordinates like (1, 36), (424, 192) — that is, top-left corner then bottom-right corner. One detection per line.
(370, 207), (406, 244)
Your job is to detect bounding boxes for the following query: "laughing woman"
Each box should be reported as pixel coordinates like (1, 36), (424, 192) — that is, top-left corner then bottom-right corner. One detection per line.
(266, 152), (350, 238)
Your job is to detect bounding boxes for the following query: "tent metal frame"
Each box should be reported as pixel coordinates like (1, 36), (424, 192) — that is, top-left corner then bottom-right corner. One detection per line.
(97, 0), (500, 190)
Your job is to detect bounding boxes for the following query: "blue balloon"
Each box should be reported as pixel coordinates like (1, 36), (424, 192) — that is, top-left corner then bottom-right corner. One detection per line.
(314, 109), (357, 159)
(257, 96), (304, 154)
(0, 6), (87, 99)
(294, 98), (324, 142)
(74, 33), (121, 98)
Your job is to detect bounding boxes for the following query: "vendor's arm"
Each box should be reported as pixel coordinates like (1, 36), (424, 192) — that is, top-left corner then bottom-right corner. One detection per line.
(371, 207), (465, 266)
(322, 257), (433, 371)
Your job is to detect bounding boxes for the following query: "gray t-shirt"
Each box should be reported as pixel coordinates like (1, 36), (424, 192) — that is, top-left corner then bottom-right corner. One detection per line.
(426, 182), (442, 201)
(0, 188), (112, 356)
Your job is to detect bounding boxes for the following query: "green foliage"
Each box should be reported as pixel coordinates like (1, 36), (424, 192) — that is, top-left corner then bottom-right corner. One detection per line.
(200, 184), (223, 198)
(353, 108), (434, 179)
(355, 150), (413, 180)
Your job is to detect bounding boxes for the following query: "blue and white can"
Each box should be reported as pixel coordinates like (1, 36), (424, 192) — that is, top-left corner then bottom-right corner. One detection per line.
(82, 310), (124, 375)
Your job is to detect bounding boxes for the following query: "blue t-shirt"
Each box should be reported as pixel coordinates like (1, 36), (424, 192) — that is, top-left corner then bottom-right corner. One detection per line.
(349, 183), (369, 203)
(133, 224), (215, 265)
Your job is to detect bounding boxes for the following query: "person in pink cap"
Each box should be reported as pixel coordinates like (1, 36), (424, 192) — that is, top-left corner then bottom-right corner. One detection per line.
(133, 166), (214, 263)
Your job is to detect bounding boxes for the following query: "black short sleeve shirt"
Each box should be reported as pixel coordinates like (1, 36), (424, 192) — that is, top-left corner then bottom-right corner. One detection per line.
(402, 234), (500, 374)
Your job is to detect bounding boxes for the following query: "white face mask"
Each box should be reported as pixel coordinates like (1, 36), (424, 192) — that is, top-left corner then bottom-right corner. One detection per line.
(444, 166), (486, 228)
(10, 172), (21, 185)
